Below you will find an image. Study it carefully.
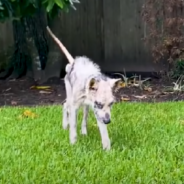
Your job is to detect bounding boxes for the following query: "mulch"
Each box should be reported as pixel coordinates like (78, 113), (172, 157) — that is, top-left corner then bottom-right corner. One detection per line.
(0, 76), (184, 107)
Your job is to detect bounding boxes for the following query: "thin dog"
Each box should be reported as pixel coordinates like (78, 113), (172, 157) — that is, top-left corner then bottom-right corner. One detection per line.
(46, 26), (121, 150)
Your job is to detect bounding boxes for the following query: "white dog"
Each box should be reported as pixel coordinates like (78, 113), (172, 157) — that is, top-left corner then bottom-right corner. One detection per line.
(47, 26), (121, 150)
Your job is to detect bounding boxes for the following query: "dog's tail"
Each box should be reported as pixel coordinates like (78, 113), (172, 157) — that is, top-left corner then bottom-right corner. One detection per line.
(46, 26), (74, 64)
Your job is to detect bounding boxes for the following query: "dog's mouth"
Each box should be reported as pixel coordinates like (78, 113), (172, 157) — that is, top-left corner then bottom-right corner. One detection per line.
(96, 116), (111, 124)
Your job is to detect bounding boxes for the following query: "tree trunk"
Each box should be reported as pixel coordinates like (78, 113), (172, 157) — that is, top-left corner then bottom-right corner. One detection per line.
(25, 8), (49, 82)
(5, 19), (30, 79)
(2, 7), (49, 81)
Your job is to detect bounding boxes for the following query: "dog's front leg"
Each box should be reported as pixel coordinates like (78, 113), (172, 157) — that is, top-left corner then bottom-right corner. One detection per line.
(69, 105), (78, 144)
(97, 121), (111, 150)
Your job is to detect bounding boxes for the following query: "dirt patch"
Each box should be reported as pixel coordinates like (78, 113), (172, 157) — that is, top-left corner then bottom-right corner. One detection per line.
(0, 76), (183, 107)
(0, 77), (66, 106)
(116, 78), (184, 103)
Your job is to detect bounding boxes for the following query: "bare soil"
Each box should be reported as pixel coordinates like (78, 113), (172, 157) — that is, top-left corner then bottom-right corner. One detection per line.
(0, 76), (184, 107)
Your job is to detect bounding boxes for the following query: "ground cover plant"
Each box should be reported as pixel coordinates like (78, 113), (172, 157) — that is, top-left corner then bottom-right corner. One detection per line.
(1, 102), (184, 183)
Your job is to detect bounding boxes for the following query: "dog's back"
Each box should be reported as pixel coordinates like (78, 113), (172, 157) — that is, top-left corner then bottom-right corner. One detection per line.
(65, 56), (101, 90)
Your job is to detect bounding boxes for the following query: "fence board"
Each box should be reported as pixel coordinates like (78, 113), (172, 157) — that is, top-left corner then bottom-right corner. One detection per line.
(103, 0), (122, 71)
(103, 0), (155, 72)
(58, 0), (104, 63)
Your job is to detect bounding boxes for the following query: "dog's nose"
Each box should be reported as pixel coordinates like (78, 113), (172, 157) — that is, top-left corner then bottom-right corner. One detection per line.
(103, 119), (111, 124)
(103, 113), (111, 124)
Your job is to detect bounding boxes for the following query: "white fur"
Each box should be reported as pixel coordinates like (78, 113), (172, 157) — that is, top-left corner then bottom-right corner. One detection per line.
(62, 56), (120, 150)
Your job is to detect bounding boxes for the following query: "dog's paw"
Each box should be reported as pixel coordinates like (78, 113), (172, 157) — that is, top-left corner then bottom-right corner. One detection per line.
(102, 139), (111, 150)
(81, 127), (87, 135)
(70, 135), (77, 144)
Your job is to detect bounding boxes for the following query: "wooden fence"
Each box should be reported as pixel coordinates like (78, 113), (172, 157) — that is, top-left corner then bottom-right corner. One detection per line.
(0, 0), (162, 74)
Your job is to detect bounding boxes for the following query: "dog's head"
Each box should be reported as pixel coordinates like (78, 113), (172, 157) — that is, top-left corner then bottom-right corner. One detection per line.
(86, 76), (121, 124)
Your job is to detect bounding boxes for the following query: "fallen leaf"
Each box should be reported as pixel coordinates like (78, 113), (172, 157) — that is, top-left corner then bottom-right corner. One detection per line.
(5, 88), (11, 92)
(9, 79), (16, 82)
(132, 83), (140, 87)
(144, 87), (152, 92)
(39, 90), (52, 94)
(118, 82), (126, 87)
(163, 91), (174, 95)
(11, 101), (17, 105)
(23, 110), (37, 118)
(121, 97), (130, 101)
(133, 95), (147, 99)
(30, 86), (51, 90)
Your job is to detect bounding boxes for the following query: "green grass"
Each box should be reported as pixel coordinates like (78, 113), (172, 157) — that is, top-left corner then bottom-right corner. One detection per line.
(1, 102), (184, 183)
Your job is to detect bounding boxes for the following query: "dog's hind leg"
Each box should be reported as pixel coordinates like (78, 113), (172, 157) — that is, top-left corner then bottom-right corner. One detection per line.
(62, 102), (69, 129)
(63, 84), (78, 144)
(62, 76), (72, 129)
(69, 104), (78, 144)
(81, 105), (89, 135)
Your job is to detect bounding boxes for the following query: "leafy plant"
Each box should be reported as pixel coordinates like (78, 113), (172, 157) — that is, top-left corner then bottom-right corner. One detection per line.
(141, 0), (184, 67)
(169, 59), (184, 79)
(0, 0), (80, 22)
(0, 0), (80, 79)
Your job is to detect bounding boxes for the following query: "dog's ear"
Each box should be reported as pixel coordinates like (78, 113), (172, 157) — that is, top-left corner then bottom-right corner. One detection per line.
(109, 78), (122, 92)
(89, 78), (98, 91)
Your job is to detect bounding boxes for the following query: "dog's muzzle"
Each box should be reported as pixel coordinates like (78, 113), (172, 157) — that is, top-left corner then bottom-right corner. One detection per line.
(103, 113), (111, 124)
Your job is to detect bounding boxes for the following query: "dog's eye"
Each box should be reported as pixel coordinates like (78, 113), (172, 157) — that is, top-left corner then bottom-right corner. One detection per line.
(94, 101), (104, 109)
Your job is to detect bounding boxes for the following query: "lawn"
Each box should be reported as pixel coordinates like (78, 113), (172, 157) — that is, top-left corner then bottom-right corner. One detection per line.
(1, 102), (184, 183)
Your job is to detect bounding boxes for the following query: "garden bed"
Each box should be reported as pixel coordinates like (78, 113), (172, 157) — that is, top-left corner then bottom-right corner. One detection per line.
(0, 76), (184, 106)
